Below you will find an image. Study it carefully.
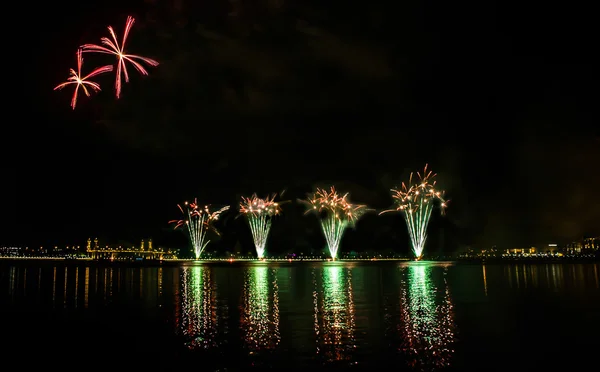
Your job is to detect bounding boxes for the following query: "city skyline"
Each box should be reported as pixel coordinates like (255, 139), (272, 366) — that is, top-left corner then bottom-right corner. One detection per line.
(1, 223), (598, 257)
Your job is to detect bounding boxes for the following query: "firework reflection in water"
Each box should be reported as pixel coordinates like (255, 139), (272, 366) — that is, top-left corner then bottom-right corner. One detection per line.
(312, 265), (357, 363)
(176, 266), (220, 350)
(241, 265), (281, 355)
(398, 264), (456, 370)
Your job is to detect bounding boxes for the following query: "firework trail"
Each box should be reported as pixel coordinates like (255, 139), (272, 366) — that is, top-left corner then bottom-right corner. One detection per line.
(380, 164), (447, 260)
(239, 194), (282, 259)
(302, 187), (368, 260)
(54, 49), (113, 109)
(169, 199), (230, 259)
(82, 15), (159, 99)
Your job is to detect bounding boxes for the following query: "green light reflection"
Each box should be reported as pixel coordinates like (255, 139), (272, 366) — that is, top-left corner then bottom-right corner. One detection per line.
(313, 265), (356, 363)
(241, 265), (281, 352)
(400, 264), (455, 369)
(178, 266), (218, 349)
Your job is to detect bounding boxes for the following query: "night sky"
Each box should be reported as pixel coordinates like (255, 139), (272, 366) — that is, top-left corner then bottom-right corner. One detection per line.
(1, 1), (597, 253)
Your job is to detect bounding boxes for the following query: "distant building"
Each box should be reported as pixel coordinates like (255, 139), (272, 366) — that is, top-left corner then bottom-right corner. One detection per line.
(583, 237), (599, 250)
(86, 237), (177, 260)
(563, 237), (599, 254)
(480, 246), (500, 257)
(505, 247), (536, 255)
(544, 244), (559, 254)
(0, 247), (20, 257)
(565, 241), (583, 254)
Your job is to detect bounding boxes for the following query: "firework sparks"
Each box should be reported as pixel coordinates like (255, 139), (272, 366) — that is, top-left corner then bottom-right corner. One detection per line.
(380, 164), (447, 260)
(239, 194), (282, 259)
(169, 199), (230, 259)
(54, 49), (113, 109)
(81, 15), (159, 99)
(302, 187), (368, 260)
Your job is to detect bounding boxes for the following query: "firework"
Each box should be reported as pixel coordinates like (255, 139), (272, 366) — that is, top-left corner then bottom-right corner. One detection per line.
(169, 199), (230, 259)
(302, 187), (368, 260)
(239, 194), (282, 259)
(380, 164), (447, 260)
(82, 15), (159, 99)
(54, 49), (113, 109)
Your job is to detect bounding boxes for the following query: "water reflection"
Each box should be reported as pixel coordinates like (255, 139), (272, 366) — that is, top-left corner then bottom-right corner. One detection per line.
(2, 261), (600, 370)
(176, 266), (219, 350)
(3, 265), (161, 310)
(503, 263), (600, 291)
(482, 265), (488, 296)
(241, 265), (281, 352)
(399, 264), (456, 370)
(158, 267), (163, 300)
(84, 267), (89, 307)
(8, 266), (16, 297)
(313, 265), (356, 363)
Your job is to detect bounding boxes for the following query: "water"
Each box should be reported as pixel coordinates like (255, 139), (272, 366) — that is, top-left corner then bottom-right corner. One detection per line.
(1, 261), (598, 371)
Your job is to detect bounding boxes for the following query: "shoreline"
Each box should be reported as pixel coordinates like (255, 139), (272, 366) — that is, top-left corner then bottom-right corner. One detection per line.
(0, 256), (598, 266)
(456, 257), (599, 264)
(0, 257), (410, 266)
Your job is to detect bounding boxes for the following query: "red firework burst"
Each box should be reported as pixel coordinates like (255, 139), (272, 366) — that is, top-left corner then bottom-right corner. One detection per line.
(81, 15), (159, 99)
(54, 49), (113, 109)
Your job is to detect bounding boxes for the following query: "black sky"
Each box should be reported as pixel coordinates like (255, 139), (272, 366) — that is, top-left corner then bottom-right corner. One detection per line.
(1, 0), (597, 253)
